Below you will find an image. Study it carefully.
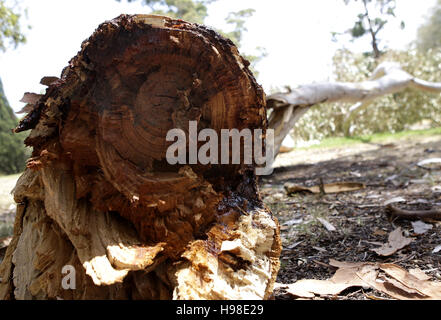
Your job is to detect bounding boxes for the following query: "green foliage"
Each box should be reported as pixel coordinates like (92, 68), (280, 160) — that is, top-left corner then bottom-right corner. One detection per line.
(336, 0), (404, 58)
(0, 78), (27, 175)
(0, 0), (27, 52)
(292, 48), (441, 144)
(417, 0), (441, 51)
(222, 8), (254, 46)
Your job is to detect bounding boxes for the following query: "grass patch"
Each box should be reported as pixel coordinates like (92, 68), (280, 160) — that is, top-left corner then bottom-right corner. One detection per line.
(299, 127), (441, 150)
(0, 173), (21, 180)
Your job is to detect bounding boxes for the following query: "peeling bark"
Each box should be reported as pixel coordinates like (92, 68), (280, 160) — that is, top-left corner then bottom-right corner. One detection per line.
(0, 14), (281, 300)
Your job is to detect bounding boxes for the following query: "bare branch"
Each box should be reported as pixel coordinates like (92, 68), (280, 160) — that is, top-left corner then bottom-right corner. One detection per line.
(268, 61), (441, 155)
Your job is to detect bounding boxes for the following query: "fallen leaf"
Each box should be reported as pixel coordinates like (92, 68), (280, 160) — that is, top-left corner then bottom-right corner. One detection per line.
(277, 259), (441, 300)
(409, 179), (427, 184)
(328, 259), (368, 269)
(317, 217), (336, 232)
(364, 293), (391, 300)
(366, 194), (381, 199)
(408, 268), (431, 281)
(432, 245), (441, 254)
(285, 280), (318, 298)
(283, 218), (303, 226)
(356, 204), (380, 208)
(383, 197), (406, 206)
(286, 240), (304, 250)
(380, 263), (441, 299)
(385, 174), (399, 182)
(408, 199), (430, 204)
(313, 260), (333, 268)
(362, 275), (426, 300)
(411, 220), (433, 235)
(286, 265), (374, 298)
(282, 261), (441, 300)
(417, 158), (441, 170)
(363, 240), (384, 246)
(350, 171), (361, 177)
(371, 227), (413, 256)
(312, 246), (327, 253)
(285, 181), (365, 195)
(373, 229), (388, 236)
(380, 275), (424, 296)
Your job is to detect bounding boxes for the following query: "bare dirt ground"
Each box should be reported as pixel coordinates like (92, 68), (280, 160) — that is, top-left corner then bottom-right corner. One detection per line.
(0, 174), (19, 236)
(0, 174), (20, 263)
(261, 134), (441, 300)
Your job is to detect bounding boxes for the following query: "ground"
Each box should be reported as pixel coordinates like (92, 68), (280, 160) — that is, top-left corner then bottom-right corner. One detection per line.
(0, 173), (19, 237)
(0, 131), (440, 299)
(261, 132), (441, 300)
(0, 173), (19, 263)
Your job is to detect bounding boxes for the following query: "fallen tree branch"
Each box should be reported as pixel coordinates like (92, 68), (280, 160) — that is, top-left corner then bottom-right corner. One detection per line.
(268, 61), (441, 155)
(386, 204), (441, 221)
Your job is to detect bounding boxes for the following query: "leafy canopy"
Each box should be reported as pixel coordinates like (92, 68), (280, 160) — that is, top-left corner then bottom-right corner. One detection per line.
(417, 0), (441, 51)
(0, 0), (27, 52)
(0, 1), (28, 174)
(0, 78), (27, 175)
(333, 0), (404, 58)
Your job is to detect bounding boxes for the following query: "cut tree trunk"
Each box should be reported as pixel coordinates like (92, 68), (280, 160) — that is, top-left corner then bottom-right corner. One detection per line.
(0, 14), (281, 300)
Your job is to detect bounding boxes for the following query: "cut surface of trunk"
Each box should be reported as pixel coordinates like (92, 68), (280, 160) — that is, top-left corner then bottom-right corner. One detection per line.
(0, 14), (281, 300)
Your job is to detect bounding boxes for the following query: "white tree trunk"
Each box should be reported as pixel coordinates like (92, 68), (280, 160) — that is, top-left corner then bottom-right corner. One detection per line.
(268, 62), (441, 154)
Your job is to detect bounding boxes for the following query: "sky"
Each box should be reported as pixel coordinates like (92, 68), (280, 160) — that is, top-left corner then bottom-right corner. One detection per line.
(0, 0), (437, 113)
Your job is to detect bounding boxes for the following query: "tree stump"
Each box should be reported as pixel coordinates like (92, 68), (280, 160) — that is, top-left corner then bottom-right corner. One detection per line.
(0, 14), (281, 300)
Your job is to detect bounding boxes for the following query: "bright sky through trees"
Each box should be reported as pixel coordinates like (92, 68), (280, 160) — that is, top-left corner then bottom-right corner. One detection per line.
(0, 0), (436, 112)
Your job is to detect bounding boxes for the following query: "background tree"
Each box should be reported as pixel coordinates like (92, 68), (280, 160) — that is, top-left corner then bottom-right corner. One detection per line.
(416, 0), (441, 51)
(117, 0), (266, 73)
(268, 1), (440, 150)
(0, 78), (26, 174)
(0, 0), (28, 174)
(287, 48), (441, 145)
(333, 0), (405, 59)
(222, 8), (267, 76)
(118, 0), (213, 24)
(0, 0), (27, 51)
